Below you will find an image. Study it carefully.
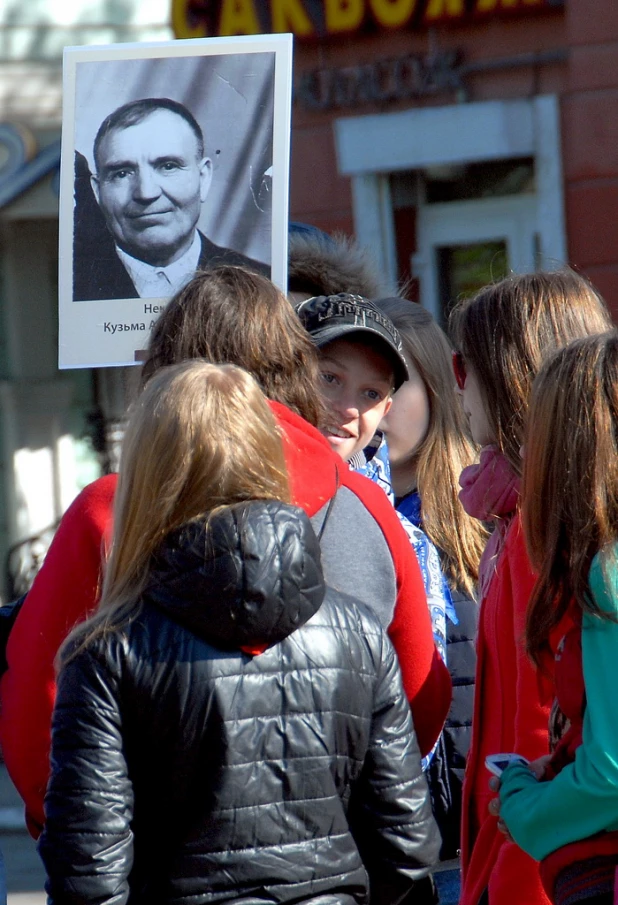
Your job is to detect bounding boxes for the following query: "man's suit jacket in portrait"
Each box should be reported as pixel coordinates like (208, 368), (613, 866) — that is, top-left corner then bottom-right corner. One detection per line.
(73, 230), (270, 302)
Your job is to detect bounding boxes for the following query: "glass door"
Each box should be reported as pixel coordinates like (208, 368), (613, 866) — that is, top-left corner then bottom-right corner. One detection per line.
(415, 194), (538, 324)
(437, 240), (508, 322)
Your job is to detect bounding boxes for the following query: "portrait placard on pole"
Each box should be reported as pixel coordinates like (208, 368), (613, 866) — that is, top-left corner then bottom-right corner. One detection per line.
(59, 33), (292, 369)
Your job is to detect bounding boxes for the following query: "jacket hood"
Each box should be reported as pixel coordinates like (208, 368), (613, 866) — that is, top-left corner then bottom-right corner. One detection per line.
(287, 231), (395, 299)
(269, 401), (342, 517)
(143, 500), (325, 651)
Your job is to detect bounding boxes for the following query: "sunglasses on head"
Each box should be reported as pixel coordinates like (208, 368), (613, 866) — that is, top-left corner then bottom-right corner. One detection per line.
(452, 350), (466, 391)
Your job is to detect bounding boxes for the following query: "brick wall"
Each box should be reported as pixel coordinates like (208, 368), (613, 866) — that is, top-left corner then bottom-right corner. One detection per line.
(289, 8), (567, 246)
(563, 0), (618, 315)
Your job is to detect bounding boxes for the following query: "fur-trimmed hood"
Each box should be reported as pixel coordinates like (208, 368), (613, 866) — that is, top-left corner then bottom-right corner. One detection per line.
(288, 231), (394, 299)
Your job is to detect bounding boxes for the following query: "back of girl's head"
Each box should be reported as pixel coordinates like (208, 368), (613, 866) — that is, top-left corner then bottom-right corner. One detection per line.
(523, 331), (618, 664)
(450, 268), (612, 474)
(374, 297), (487, 595)
(59, 360), (291, 663)
(141, 265), (324, 428)
(107, 360), (291, 605)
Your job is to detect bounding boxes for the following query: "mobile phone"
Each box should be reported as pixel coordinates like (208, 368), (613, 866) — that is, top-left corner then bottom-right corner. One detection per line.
(485, 753), (529, 778)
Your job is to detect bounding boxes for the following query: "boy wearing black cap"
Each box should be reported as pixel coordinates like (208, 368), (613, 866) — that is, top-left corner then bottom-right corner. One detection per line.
(297, 295), (453, 905)
(295, 293), (409, 465)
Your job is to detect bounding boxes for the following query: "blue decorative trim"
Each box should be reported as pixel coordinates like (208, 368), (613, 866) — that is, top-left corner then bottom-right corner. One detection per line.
(0, 123), (61, 210)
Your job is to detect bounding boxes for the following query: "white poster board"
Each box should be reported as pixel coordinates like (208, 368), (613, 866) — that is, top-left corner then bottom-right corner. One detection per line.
(59, 34), (292, 369)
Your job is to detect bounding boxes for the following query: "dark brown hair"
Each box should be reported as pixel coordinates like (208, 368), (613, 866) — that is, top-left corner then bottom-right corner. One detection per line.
(523, 331), (618, 665)
(449, 269), (613, 476)
(141, 265), (325, 428)
(375, 298), (487, 596)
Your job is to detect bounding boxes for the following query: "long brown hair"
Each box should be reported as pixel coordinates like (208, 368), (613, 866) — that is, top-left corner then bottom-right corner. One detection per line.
(449, 269), (613, 476)
(141, 265), (325, 428)
(524, 332), (618, 666)
(61, 361), (291, 661)
(375, 298), (487, 596)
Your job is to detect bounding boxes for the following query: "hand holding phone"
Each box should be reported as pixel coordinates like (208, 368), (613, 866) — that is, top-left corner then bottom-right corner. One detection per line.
(485, 753), (530, 778)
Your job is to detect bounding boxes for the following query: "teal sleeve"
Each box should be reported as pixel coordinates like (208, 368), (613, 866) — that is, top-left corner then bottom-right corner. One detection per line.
(499, 549), (618, 861)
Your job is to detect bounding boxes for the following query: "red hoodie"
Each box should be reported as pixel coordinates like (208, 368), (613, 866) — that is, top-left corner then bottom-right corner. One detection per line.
(0, 402), (450, 837)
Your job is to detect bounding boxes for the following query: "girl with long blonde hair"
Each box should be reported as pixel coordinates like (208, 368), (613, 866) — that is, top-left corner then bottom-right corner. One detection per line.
(374, 298), (485, 597)
(498, 331), (618, 905)
(38, 359), (441, 905)
(374, 298), (486, 903)
(449, 268), (613, 905)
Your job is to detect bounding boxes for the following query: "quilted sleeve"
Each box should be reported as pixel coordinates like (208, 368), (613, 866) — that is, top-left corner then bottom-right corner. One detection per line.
(38, 641), (134, 905)
(350, 630), (442, 905)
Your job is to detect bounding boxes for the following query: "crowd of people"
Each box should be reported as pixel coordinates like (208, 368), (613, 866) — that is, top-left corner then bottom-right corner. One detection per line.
(0, 227), (617, 905)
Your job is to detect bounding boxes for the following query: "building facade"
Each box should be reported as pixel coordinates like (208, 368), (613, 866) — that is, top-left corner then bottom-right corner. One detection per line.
(0, 0), (616, 595)
(0, 0), (172, 598)
(175, 0), (618, 324)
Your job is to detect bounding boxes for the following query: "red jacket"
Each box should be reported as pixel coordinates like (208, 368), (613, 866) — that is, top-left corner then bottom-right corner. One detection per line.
(0, 402), (450, 837)
(460, 514), (553, 905)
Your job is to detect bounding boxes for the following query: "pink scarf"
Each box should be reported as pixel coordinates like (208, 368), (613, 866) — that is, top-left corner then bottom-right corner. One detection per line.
(459, 444), (520, 597)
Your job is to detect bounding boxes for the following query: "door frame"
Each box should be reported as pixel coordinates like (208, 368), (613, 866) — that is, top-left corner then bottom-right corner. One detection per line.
(334, 95), (567, 295)
(415, 194), (538, 319)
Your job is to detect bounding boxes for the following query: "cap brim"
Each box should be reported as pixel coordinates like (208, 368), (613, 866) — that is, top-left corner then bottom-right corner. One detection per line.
(311, 323), (409, 390)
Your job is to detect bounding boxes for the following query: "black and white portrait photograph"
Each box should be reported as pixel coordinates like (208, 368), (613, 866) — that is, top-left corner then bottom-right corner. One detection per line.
(59, 35), (292, 368)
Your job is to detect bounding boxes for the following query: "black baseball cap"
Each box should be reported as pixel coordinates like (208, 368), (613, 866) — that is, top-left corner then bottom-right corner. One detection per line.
(295, 293), (409, 391)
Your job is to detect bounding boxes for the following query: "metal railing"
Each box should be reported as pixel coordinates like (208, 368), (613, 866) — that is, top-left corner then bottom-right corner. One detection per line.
(5, 522), (60, 601)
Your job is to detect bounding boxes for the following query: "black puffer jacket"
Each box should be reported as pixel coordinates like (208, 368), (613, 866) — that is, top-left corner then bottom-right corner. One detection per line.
(39, 501), (440, 905)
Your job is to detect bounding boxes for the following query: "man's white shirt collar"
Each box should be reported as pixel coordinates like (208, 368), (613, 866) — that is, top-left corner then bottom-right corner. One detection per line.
(116, 232), (202, 299)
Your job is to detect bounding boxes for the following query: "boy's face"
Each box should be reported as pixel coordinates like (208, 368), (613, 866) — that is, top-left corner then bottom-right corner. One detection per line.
(318, 336), (394, 462)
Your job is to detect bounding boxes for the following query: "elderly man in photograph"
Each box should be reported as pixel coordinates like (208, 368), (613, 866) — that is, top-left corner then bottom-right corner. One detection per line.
(73, 97), (269, 301)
